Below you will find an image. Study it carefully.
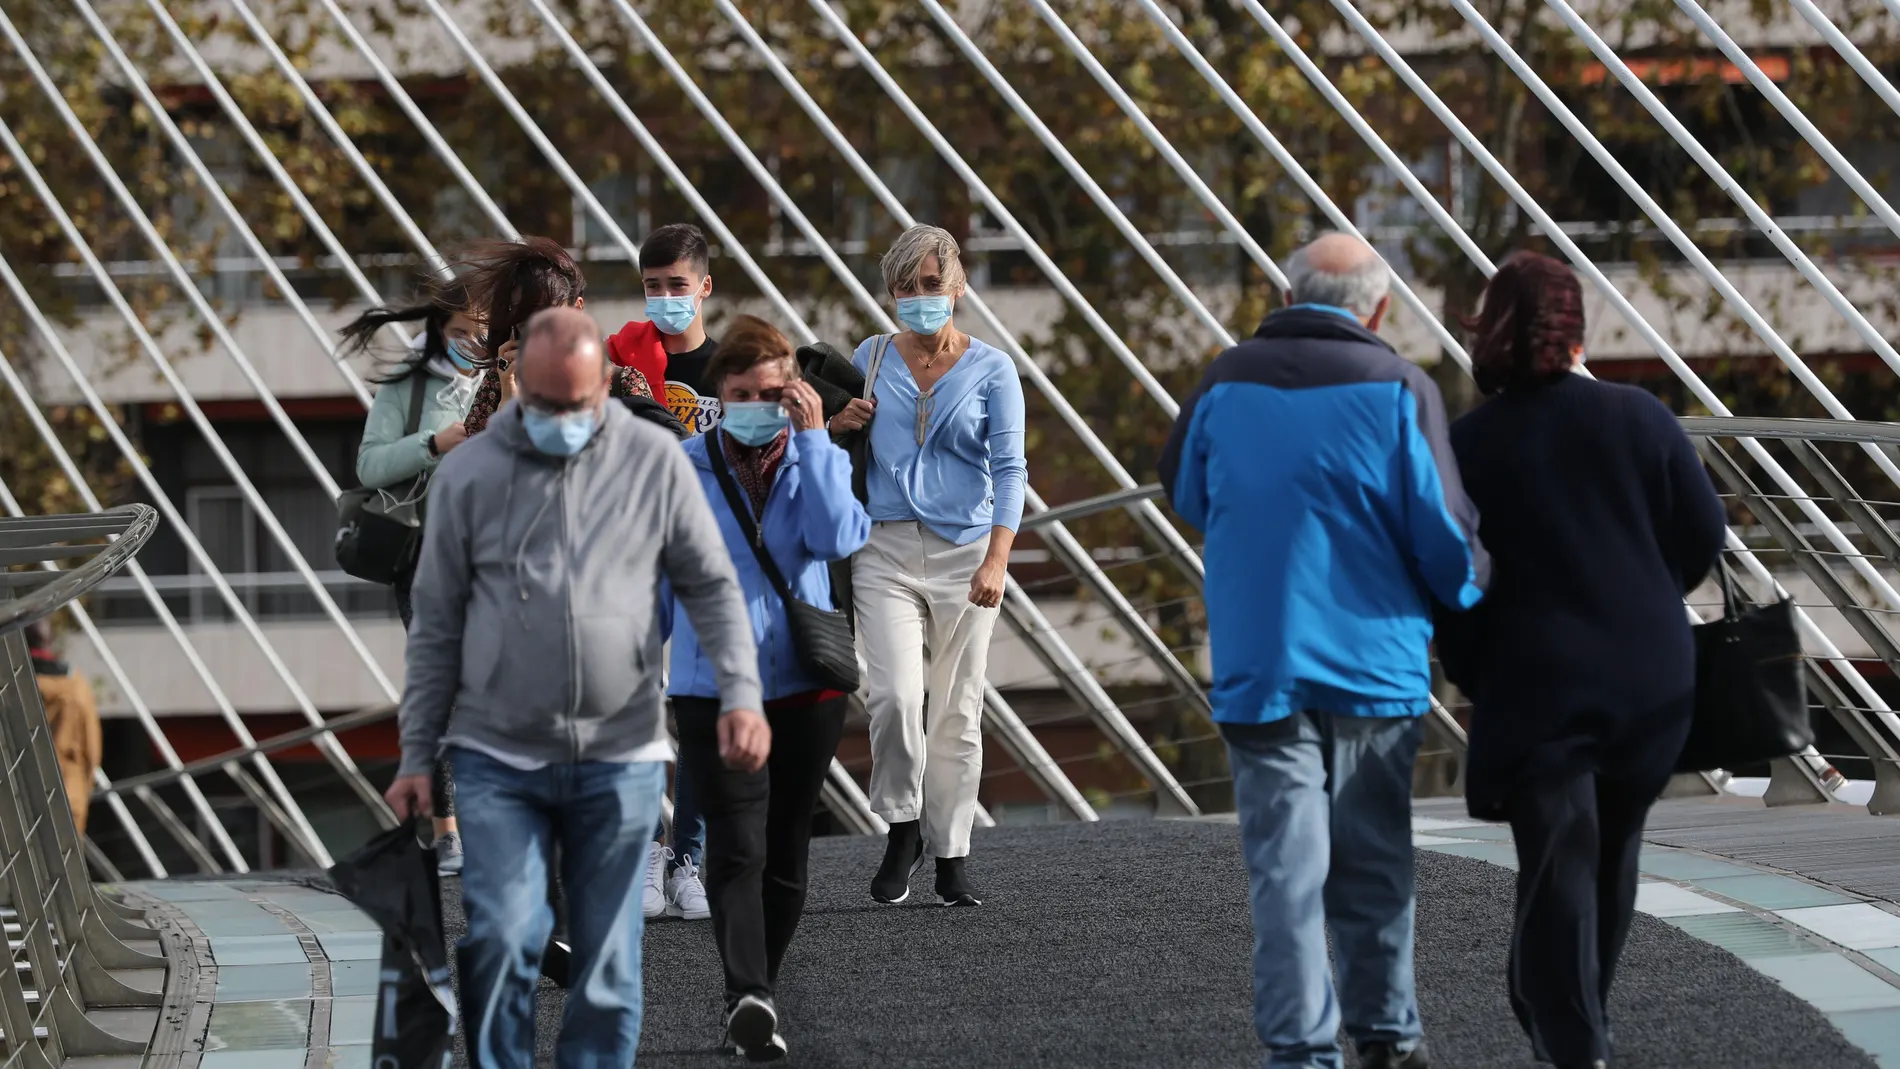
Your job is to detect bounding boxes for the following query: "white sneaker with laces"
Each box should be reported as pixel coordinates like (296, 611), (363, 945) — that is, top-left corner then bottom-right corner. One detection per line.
(666, 856), (711, 920)
(642, 842), (672, 920)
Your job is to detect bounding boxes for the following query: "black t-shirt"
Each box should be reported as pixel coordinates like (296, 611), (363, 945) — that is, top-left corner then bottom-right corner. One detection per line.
(661, 338), (720, 437)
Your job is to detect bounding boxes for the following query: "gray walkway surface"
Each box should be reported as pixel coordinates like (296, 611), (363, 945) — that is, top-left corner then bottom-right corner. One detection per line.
(435, 818), (1872, 1068)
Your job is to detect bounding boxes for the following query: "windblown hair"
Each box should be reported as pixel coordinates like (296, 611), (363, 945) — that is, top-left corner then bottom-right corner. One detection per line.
(456, 236), (586, 366)
(880, 224), (966, 296)
(705, 315), (799, 392)
(338, 279), (473, 384)
(1464, 250), (1586, 395)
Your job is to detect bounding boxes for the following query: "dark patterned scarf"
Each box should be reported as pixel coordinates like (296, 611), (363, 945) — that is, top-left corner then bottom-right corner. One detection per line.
(464, 364), (652, 435)
(723, 429), (789, 518)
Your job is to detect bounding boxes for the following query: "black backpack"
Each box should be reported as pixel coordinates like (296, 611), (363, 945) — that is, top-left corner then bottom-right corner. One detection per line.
(335, 374), (432, 586)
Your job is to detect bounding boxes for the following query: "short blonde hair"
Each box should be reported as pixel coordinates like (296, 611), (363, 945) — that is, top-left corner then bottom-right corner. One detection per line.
(880, 224), (966, 296)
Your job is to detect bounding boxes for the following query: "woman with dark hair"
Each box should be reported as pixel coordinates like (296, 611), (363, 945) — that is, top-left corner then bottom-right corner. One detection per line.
(1435, 251), (1727, 1069)
(345, 279), (485, 876)
(455, 236), (668, 435)
(662, 314), (868, 1061)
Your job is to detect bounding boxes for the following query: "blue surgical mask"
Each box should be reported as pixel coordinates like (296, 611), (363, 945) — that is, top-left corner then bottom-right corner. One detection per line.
(521, 405), (600, 457)
(721, 401), (788, 447)
(646, 295), (700, 336)
(895, 295), (953, 336)
(445, 339), (478, 372)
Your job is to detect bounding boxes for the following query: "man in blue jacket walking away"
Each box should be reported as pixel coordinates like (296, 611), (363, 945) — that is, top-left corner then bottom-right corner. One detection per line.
(1159, 232), (1488, 1069)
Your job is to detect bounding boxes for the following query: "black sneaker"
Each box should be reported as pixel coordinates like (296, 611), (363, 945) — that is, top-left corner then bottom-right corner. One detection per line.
(934, 856), (982, 907)
(724, 994), (787, 1062)
(1358, 1041), (1430, 1069)
(870, 821), (925, 904)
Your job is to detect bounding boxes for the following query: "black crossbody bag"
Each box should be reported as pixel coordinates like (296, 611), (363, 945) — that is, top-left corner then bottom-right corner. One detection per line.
(1675, 560), (1810, 773)
(705, 429), (861, 693)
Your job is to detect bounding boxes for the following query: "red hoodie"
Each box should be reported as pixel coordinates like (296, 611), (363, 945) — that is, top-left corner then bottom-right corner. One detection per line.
(606, 319), (669, 395)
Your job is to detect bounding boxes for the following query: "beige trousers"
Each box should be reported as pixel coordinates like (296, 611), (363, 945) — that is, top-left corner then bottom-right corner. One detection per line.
(853, 521), (999, 858)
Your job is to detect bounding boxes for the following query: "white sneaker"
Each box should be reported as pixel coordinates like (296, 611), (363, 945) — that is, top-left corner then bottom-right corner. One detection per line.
(666, 856), (711, 920)
(642, 842), (672, 920)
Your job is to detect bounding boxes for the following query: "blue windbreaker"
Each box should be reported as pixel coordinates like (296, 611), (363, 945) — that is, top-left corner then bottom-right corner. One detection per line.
(1158, 307), (1489, 725)
(663, 427), (870, 702)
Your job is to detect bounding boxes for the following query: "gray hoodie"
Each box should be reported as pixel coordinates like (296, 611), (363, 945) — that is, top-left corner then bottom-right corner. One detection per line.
(397, 397), (761, 778)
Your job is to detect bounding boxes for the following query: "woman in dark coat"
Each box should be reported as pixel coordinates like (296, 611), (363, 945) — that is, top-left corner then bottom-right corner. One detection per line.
(1435, 251), (1727, 1069)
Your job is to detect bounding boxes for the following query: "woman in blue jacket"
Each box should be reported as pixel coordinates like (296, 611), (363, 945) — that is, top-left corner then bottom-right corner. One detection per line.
(663, 314), (870, 1062)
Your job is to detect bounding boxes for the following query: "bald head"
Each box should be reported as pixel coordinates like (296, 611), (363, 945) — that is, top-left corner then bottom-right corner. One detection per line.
(517, 306), (608, 412)
(1284, 231), (1391, 330)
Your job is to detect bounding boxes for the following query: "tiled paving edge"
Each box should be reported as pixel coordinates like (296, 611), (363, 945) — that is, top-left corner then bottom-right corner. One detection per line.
(119, 886), (218, 1069)
(1414, 815), (1900, 1069)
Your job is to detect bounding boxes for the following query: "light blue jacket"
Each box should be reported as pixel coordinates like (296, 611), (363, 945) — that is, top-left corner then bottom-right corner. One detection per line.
(663, 427), (871, 702)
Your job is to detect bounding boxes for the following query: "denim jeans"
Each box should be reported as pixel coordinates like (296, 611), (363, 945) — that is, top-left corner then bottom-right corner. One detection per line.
(1221, 713), (1424, 1069)
(451, 748), (666, 1069)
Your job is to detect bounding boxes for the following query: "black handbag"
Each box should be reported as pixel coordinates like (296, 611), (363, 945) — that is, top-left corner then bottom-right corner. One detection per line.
(1676, 561), (1811, 773)
(705, 427), (861, 694)
(335, 373), (433, 586)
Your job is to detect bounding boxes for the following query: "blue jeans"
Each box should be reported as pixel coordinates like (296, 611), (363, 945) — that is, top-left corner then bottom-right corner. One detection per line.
(451, 749), (666, 1069)
(1221, 713), (1424, 1069)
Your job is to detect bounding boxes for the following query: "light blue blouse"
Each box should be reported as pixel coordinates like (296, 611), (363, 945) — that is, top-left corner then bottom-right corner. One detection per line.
(851, 335), (1027, 546)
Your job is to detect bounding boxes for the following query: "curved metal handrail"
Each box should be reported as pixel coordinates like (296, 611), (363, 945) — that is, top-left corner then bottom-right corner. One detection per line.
(93, 702), (399, 800)
(0, 505), (159, 638)
(1679, 415), (1900, 444)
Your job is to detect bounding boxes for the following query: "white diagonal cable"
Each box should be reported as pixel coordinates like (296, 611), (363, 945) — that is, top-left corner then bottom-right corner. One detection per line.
(1786, 0), (1900, 122)
(144, 0), (436, 355)
(0, 390), (250, 873)
(809, 0), (1181, 415)
(918, 0), (1233, 349)
(1132, 0), (1471, 370)
(1024, 0), (1285, 288)
(715, 0), (1204, 587)
(1426, 0), (1900, 612)
(72, 0), (371, 409)
(1537, 0), (1900, 382)
(219, 0), (452, 274)
(0, 89), (403, 713)
(1674, 0), (1900, 242)
(89, 769), (165, 879)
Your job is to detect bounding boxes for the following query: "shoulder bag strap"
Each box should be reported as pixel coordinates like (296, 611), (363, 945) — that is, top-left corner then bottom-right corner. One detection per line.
(862, 335), (891, 401)
(405, 370), (430, 437)
(704, 430), (799, 607)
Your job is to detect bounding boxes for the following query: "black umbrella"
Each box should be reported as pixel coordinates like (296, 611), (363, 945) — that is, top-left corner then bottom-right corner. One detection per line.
(329, 821), (458, 1069)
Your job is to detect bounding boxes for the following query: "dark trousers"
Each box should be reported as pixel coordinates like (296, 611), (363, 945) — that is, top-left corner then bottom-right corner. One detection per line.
(675, 694), (847, 1006)
(1505, 769), (1654, 1066)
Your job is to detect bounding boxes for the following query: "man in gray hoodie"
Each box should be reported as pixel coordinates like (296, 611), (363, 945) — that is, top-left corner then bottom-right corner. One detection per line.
(386, 306), (765, 1068)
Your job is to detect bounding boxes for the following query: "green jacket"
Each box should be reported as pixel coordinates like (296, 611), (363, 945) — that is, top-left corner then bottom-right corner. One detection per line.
(355, 368), (479, 490)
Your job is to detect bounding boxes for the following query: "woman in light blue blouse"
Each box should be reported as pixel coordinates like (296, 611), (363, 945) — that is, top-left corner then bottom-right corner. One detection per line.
(835, 224), (1026, 907)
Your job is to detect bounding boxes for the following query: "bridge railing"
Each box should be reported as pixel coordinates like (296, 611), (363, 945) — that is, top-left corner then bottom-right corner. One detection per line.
(0, 506), (164, 1067)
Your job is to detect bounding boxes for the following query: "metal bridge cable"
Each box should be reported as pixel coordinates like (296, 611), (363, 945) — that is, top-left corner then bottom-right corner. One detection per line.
(1785, 0), (1900, 123)
(0, 131), (391, 851)
(74, 0), (373, 410)
(715, 0), (1205, 586)
(144, 0), (433, 358)
(807, 0), (1183, 417)
(587, 0), (893, 332)
(0, 480), (189, 878)
(1310, 0), (1900, 748)
(1421, 0), (1900, 498)
(1234, 0), (1497, 281)
(0, 417), (248, 873)
(89, 770), (165, 878)
(406, 0), (636, 269)
(307, 0), (518, 239)
(219, 0), (454, 275)
(592, 3), (1210, 736)
(1539, 0), (1900, 383)
(919, 0), (1234, 350)
(0, 21), (412, 697)
(1133, 0), (1472, 369)
(1022, 0), (1284, 288)
(1432, 0), (1900, 612)
(1674, 0), (1900, 243)
(511, 0), (817, 340)
(0, 307), (333, 864)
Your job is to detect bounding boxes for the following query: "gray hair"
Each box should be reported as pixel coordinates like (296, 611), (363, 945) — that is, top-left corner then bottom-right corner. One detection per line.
(1284, 234), (1390, 317)
(880, 224), (966, 295)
